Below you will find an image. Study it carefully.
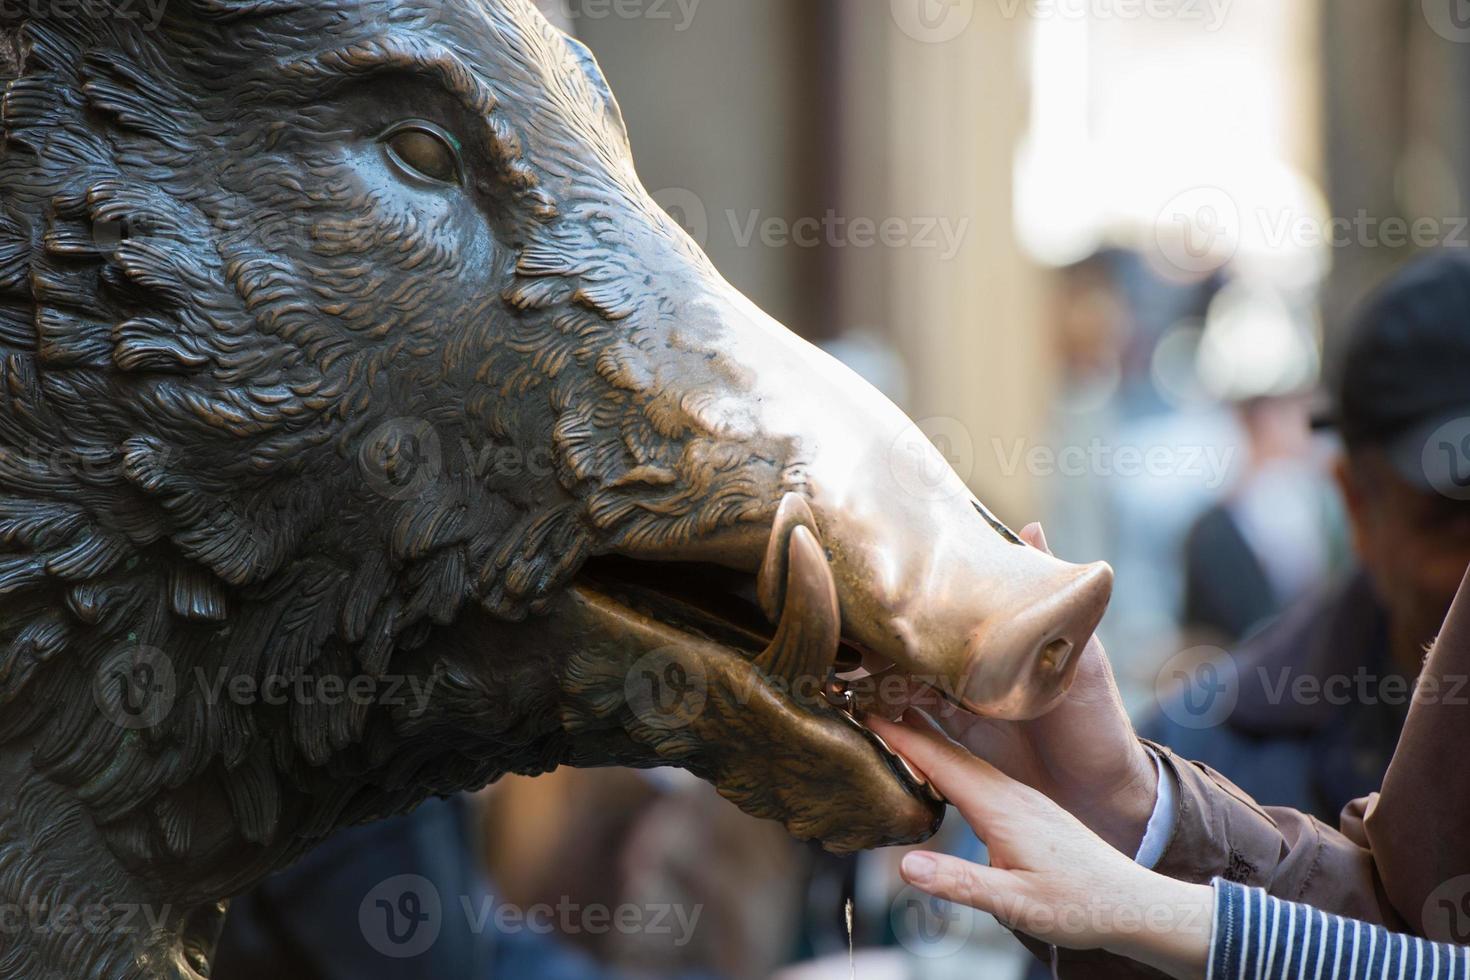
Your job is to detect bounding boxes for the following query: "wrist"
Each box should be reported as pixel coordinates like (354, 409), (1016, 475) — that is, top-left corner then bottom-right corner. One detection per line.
(1089, 744), (1160, 855)
(1104, 872), (1214, 980)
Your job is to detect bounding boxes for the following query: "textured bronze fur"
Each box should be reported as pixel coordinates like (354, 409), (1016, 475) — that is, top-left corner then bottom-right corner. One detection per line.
(0, 2), (953, 977)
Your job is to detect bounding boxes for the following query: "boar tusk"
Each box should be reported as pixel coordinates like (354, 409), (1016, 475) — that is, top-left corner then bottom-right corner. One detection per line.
(756, 491), (821, 624)
(751, 524), (840, 684)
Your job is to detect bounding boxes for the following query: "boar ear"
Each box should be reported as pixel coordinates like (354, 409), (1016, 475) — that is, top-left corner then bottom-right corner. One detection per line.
(563, 36), (631, 144)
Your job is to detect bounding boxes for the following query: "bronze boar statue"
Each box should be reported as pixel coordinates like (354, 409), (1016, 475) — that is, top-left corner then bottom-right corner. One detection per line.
(0, 1), (1113, 976)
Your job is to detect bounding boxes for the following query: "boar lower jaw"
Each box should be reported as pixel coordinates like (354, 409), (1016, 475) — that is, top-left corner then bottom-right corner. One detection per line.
(557, 496), (944, 851)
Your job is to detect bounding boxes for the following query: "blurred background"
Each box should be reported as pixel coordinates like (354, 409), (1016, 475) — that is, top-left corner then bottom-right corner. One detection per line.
(563, 0), (1464, 685)
(219, 1), (1470, 977)
(562, 0), (1470, 676)
(549, 0), (1470, 975)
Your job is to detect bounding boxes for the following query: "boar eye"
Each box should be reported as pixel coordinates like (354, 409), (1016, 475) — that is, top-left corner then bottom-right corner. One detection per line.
(381, 121), (463, 186)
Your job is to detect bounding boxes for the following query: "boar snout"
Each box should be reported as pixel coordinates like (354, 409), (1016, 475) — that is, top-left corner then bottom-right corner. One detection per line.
(712, 285), (1115, 719)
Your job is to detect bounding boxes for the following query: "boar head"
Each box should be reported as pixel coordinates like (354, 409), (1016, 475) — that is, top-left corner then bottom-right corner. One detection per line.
(0, 1), (1110, 975)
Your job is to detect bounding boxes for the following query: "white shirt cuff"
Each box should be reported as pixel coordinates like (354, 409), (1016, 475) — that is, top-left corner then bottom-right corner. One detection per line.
(1133, 745), (1177, 870)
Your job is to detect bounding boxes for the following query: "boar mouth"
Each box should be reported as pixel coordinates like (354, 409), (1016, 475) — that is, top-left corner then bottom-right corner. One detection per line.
(561, 493), (945, 852)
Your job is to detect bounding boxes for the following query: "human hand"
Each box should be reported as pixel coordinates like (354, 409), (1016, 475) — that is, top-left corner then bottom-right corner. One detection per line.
(868, 710), (1213, 980)
(901, 523), (1159, 856)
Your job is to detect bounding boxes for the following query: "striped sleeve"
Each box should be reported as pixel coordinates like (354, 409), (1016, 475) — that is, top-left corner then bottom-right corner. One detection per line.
(1209, 879), (1470, 980)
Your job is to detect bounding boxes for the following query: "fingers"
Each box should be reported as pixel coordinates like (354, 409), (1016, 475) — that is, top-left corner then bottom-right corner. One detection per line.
(1019, 522), (1051, 554)
(866, 710), (1017, 819)
(900, 851), (1018, 922)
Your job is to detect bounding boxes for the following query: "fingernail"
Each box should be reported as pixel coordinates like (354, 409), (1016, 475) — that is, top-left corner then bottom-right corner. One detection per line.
(902, 852), (938, 884)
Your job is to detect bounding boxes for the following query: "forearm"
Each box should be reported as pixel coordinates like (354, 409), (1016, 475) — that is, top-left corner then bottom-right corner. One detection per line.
(1098, 872), (1214, 980)
(1094, 872), (1470, 980)
(1146, 742), (1394, 926)
(1029, 743), (1394, 978)
(1210, 880), (1470, 979)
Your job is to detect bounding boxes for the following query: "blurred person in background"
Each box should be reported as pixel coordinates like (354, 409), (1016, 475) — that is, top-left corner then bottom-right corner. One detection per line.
(479, 768), (807, 979)
(217, 770), (806, 980)
(1178, 284), (1344, 648)
(1178, 393), (1341, 646)
(1144, 251), (1470, 822)
(1038, 250), (1134, 566)
(1039, 248), (1244, 709)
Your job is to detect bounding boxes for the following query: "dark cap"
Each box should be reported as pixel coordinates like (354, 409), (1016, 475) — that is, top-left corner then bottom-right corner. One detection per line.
(1330, 252), (1470, 497)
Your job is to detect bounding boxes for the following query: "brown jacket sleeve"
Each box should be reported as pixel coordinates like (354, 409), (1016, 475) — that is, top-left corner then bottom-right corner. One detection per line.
(1147, 744), (1394, 924)
(1032, 746), (1395, 979)
(1363, 565), (1470, 942)
(1035, 567), (1470, 976)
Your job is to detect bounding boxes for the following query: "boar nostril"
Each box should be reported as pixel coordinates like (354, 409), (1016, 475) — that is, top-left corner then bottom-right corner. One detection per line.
(957, 560), (1112, 718)
(1038, 637), (1074, 676)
